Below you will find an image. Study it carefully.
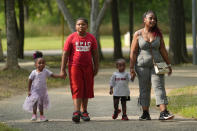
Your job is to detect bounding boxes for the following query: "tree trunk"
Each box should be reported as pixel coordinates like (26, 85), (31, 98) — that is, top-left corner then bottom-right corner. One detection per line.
(0, 29), (4, 61)
(179, 0), (189, 62)
(24, 0), (29, 21)
(90, 0), (112, 60)
(5, 0), (19, 69)
(129, 0), (134, 45)
(4, 0), (7, 27)
(46, 0), (53, 15)
(90, 0), (104, 60)
(111, 0), (123, 59)
(56, 0), (75, 32)
(18, 0), (25, 59)
(56, 0), (112, 60)
(168, 0), (188, 64)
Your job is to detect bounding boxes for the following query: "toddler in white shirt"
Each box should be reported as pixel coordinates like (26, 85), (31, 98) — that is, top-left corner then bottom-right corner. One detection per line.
(109, 58), (132, 121)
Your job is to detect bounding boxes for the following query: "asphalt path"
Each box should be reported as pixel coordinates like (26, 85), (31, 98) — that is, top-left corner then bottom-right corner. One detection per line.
(0, 62), (197, 131)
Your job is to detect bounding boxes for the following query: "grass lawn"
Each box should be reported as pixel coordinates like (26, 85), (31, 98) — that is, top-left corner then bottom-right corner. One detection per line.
(0, 67), (67, 100)
(0, 123), (20, 131)
(151, 86), (197, 119)
(1, 34), (193, 51)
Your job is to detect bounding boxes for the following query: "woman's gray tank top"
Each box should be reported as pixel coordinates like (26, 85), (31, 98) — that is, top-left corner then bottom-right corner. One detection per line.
(136, 35), (164, 67)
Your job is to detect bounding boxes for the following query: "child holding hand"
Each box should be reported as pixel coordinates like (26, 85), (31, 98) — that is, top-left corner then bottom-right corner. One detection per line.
(60, 18), (99, 123)
(109, 59), (132, 121)
(23, 51), (63, 122)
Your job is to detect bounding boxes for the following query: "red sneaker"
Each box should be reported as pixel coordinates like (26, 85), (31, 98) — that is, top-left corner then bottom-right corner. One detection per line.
(121, 114), (129, 121)
(81, 111), (90, 121)
(112, 109), (121, 119)
(72, 111), (81, 123)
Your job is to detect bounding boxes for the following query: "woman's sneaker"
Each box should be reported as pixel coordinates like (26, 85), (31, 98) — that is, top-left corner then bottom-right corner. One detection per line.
(40, 115), (48, 122)
(159, 110), (174, 120)
(31, 114), (37, 121)
(81, 111), (90, 121)
(72, 111), (81, 123)
(121, 114), (129, 121)
(139, 111), (151, 120)
(112, 109), (121, 119)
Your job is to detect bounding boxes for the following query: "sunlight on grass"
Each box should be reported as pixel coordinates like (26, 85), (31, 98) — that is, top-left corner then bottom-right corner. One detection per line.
(1, 34), (193, 51)
(151, 86), (197, 118)
(0, 123), (20, 131)
(0, 68), (67, 100)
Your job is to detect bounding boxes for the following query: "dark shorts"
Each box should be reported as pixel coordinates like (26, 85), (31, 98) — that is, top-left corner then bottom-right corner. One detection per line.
(113, 96), (130, 102)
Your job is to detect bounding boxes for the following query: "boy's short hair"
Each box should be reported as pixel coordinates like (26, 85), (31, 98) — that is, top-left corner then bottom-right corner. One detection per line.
(76, 17), (88, 25)
(116, 58), (126, 67)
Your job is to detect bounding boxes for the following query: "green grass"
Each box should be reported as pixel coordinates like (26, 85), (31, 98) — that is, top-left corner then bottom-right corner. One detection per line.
(0, 69), (29, 99)
(0, 123), (20, 131)
(151, 86), (197, 118)
(0, 67), (68, 100)
(1, 34), (193, 51)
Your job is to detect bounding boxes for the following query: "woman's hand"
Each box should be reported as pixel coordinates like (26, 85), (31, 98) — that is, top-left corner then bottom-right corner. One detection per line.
(168, 66), (172, 76)
(130, 68), (136, 81)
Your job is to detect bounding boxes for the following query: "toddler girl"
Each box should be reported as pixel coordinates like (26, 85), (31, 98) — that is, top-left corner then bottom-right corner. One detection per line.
(23, 51), (63, 121)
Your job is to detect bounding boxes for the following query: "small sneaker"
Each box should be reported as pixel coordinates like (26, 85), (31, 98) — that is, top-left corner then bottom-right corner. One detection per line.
(81, 111), (90, 121)
(40, 115), (48, 122)
(159, 110), (174, 120)
(112, 109), (121, 119)
(72, 111), (81, 123)
(139, 111), (151, 120)
(121, 114), (129, 121)
(31, 114), (37, 121)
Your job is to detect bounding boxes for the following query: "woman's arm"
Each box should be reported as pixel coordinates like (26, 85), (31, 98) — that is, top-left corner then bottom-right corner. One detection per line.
(92, 49), (99, 76)
(159, 37), (172, 75)
(130, 32), (139, 81)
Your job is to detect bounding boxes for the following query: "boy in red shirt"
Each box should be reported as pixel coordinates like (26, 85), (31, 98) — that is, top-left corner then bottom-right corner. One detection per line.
(60, 18), (99, 123)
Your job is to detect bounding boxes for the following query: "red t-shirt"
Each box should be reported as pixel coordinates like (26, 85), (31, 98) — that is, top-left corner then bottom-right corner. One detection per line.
(64, 32), (98, 66)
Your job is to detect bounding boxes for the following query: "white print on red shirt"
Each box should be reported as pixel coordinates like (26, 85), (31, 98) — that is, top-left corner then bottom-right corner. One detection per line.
(75, 41), (91, 52)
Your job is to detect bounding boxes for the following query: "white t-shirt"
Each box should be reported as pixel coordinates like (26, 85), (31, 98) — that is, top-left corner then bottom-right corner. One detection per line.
(109, 71), (131, 96)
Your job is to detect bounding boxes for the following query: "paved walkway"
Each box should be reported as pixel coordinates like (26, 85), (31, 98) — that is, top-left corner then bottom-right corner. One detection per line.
(0, 61), (197, 131)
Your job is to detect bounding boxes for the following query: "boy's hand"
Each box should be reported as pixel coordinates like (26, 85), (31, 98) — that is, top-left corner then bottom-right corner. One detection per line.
(109, 88), (113, 95)
(93, 67), (98, 76)
(60, 71), (67, 79)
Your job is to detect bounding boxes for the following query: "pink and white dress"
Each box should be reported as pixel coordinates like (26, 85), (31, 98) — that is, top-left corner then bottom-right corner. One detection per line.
(23, 68), (52, 112)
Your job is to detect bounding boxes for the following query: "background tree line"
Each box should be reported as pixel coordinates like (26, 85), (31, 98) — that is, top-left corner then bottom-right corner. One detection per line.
(0, 0), (194, 69)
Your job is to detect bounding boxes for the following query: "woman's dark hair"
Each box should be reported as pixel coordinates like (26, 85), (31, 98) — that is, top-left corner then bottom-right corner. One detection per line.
(76, 17), (88, 25)
(33, 51), (43, 60)
(143, 10), (163, 38)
